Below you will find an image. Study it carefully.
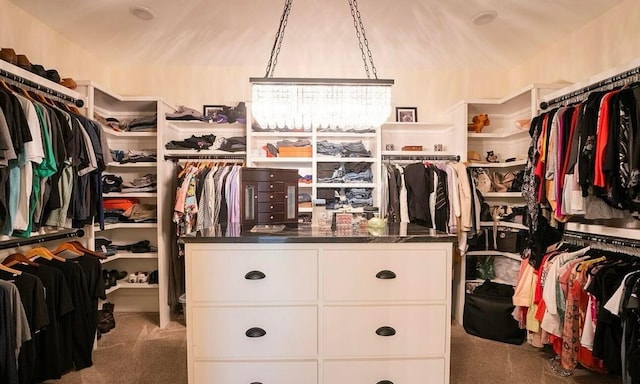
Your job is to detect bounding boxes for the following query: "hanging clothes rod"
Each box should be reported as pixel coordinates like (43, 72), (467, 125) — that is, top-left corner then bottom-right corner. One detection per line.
(164, 153), (246, 162)
(0, 228), (85, 251)
(0, 68), (84, 107)
(563, 229), (640, 249)
(382, 154), (460, 162)
(540, 65), (640, 110)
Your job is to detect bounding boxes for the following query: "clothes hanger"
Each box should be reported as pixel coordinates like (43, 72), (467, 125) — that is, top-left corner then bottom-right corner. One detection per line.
(0, 79), (13, 92)
(2, 252), (39, 268)
(52, 242), (84, 256)
(0, 263), (22, 276)
(66, 240), (108, 259)
(26, 246), (66, 262)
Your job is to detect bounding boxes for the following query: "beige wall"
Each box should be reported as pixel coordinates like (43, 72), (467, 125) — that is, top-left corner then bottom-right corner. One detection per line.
(508, 0), (640, 90)
(3, 0), (639, 118)
(0, 0), (110, 87)
(111, 63), (506, 120)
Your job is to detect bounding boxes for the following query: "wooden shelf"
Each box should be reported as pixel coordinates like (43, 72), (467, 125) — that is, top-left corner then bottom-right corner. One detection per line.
(168, 120), (245, 130)
(98, 223), (158, 231)
(468, 130), (528, 139)
(466, 250), (521, 261)
(251, 157), (312, 163)
(467, 159), (527, 168)
(101, 128), (157, 137)
(106, 281), (159, 295)
(316, 183), (375, 189)
(163, 149), (246, 157)
(481, 192), (523, 198)
(101, 252), (158, 263)
(316, 157), (376, 163)
(106, 162), (157, 168)
(480, 221), (527, 230)
(251, 131), (313, 137)
(316, 132), (376, 138)
(103, 192), (157, 198)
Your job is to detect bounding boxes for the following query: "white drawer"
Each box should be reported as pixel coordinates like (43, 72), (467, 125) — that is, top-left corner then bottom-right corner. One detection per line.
(324, 359), (445, 384)
(323, 247), (448, 301)
(323, 305), (447, 357)
(190, 248), (317, 302)
(193, 361), (317, 384)
(192, 306), (317, 358)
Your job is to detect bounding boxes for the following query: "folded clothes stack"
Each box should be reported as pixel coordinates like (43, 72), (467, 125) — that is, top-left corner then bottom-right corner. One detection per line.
(166, 134), (217, 150)
(121, 174), (157, 193)
(111, 149), (157, 163)
(166, 105), (210, 122)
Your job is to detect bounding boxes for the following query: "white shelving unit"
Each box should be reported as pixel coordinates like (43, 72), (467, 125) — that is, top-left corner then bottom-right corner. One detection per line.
(447, 83), (565, 324)
(77, 81), (172, 328)
(247, 117), (381, 215)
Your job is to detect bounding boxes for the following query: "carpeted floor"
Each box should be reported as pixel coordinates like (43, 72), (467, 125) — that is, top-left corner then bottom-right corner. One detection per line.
(44, 313), (622, 384)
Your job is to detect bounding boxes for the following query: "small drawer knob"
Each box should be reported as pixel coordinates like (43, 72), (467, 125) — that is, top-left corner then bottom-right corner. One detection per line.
(245, 327), (266, 338)
(375, 326), (396, 337)
(244, 270), (266, 280)
(377, 381), (394, 384)
(376, 270), (396, 279)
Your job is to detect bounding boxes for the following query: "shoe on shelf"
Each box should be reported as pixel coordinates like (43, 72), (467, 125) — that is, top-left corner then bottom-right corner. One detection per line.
(109, 269), (128, 280)
(128, 273), (137, 283)
(147, 270), (158, 284)
(136, 272), (148, 283)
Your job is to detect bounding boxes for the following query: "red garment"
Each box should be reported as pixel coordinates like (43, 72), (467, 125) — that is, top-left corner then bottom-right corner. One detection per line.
(593, 91), (620, 187)
(534, 114), (550, 202)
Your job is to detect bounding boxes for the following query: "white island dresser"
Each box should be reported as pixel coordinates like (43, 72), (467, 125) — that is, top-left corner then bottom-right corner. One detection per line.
(183, 223), (456, 384)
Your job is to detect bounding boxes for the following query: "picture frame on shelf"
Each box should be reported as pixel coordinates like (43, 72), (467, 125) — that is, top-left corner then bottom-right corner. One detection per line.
(396, 107), (418, 122)
(203, 104), (227, 118)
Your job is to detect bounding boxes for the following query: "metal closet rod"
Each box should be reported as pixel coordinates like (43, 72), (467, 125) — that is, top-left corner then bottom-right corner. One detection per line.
(0, 228), (85, 251)
(164, 154), (246, 162)
(563, 229), (640, 249)
(540, 65), (640, 110)
(382, 154), (461, 162)
(0, 68), (84, 107)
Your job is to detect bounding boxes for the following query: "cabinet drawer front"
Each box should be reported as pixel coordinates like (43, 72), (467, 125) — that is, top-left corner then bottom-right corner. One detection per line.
(258, 181), (284, 192)
(258, 191), (285, 201)
(258, 212), (285, 223)
(192, 306), (317, 358)
(323, 305), (447, 357)
(324, 359), (445, 384)
(190, 249), (317, 302)
(323, 248), (448, 301)
(194, 361), (317, 384)
(258, 202), (285, 213)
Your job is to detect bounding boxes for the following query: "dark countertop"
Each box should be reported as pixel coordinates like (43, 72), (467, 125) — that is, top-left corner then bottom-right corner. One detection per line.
(180, 223), (457, 244)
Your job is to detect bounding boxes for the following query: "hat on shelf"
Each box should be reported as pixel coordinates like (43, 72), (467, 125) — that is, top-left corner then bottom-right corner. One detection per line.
(61, 78), (77, 89)
(0, 48), (17, 65)
(16, 54), (32, 72)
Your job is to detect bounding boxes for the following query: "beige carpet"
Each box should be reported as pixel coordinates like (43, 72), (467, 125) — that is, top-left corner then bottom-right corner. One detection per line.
(44, 313), (622, 384)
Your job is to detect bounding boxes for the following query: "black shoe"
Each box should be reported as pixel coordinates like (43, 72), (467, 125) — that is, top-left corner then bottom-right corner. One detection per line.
(109, 269), (128, 280)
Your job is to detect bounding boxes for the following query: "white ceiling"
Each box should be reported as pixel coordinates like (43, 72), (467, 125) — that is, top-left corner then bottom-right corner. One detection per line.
(11, 0), (623, 73)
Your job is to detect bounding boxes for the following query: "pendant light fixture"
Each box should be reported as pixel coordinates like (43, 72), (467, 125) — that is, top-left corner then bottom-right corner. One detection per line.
(250, 0), (394, 131)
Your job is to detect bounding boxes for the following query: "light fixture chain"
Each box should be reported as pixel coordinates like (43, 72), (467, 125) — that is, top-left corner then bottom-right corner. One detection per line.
(265, 0), (293, 78)
(348, 0), (371, 78)
(352, 0), (378, 79)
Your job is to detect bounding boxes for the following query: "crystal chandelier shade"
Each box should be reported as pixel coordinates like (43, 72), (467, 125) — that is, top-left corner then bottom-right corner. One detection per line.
(251, 79), (393, 131)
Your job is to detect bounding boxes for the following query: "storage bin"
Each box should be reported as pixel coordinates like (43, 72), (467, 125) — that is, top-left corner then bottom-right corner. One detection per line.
(279, 146), (312, 157)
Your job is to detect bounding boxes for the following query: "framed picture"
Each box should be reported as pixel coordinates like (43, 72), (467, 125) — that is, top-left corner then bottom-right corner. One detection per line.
(203, 105), (226, 118)
(396, 107), (418, 123)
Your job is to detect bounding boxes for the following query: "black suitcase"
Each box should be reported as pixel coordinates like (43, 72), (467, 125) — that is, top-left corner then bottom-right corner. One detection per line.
(463, 281), (526, 345)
